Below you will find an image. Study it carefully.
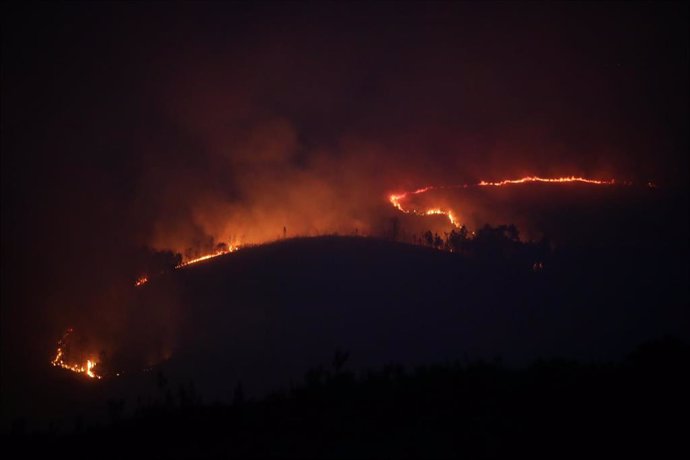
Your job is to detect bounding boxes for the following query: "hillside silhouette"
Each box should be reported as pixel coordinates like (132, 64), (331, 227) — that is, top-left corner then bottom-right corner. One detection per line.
(13, 222), (680, 414)
(2, 222), (688, 457)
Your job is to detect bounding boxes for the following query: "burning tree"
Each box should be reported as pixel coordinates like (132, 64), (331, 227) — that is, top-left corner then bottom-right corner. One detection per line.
(447, 226), (470, 253)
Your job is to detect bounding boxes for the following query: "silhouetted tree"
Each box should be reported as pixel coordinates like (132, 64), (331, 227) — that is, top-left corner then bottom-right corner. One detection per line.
(333, 349), (350, 373)
(447, 226), (469, 253)
(17, 338), (686, 458)
(423, 230), (434, 247)
(132, 247), (183, 281)
(434, 233), (444, 249)
(156, 370), (168, 391)
(505, 224), (520, 242)
(97, 350), (111, 377)
(388, 217), (400, 241)
(150, 249), (182, 272)
(472, 224), (522, 261)
(107, 398), (125, 425)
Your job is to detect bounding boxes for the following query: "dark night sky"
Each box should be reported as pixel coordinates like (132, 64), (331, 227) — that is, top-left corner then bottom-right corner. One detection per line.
(1, 2), (688, 422)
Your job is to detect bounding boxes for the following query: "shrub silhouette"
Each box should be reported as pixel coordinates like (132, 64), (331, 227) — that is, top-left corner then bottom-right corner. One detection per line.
(10, 338), (686, 459)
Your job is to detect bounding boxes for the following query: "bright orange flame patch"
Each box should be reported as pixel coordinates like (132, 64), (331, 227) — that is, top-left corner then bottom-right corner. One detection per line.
(389, 187), (460, 227)
(51, 328), (102, 379)
(135, 275), (149, 287)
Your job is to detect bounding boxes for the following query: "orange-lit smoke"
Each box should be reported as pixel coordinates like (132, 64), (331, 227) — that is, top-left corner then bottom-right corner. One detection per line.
(143, 119), (383, 261)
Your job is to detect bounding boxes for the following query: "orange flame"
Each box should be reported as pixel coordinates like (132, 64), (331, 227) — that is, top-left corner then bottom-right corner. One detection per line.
(51, 328), (102, 379)
(54, 174), (623, 378)
(389, 187), (460, 227)
(135, 244), (241, 286)
(175, 244), (240, 269)
(389, 176), (617, 227)
(478, 176), (615, 187)
(57, 244), (243, 378)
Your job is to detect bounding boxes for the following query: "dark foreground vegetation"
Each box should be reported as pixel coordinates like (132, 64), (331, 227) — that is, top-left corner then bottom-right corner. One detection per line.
(5, 337), (687, 459)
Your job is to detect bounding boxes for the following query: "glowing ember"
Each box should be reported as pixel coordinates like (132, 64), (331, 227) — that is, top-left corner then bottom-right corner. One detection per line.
(51, 328), (102, 379)
(135, 275), (149, 287)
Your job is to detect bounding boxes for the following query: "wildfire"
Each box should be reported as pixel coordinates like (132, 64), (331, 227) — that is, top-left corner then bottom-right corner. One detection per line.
(56, 239), (242, 378)
(389, 187), (460, 227)
(135, 244), (241, 287)
(54, 174), (623, 379)
(389, 175), (617, 227)
(424, 209), (461, 227)
(51, 328), (102, 379)
(389, 187), (434, 212)
(175, 244), (240, 269)
(477, 176), (616, 187)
